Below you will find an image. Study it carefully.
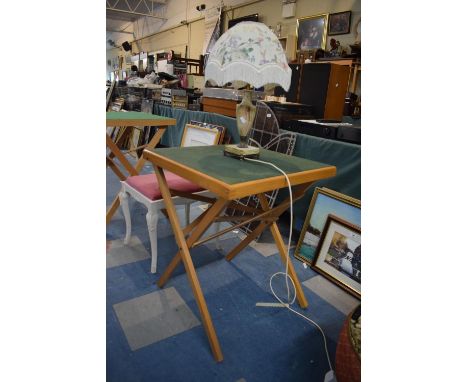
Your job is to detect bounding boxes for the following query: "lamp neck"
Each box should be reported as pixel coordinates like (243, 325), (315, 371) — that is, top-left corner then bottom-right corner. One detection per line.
(236, 90), (256, 148)
(240, 90), (253, 107)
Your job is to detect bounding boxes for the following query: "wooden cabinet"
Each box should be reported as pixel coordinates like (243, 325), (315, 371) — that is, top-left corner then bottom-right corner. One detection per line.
(299, 63), (350, 120)
(276, 63), (350, 120)
(201, 97), (238, 117)
(316, 59), (361, 94)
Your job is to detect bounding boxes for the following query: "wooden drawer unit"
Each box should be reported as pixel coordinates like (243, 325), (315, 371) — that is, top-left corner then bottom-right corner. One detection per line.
(276, 63), (351, 120)
(299, 63), (350, 120)
(202, 97), (238, 117)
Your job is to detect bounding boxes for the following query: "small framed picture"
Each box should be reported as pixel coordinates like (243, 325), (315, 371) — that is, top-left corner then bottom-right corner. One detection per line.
(328, 11), (352, 36)
(190, 120), (226, 144)
(312, 214), (361, 298)
(180, 123), (222, 147)
(296, 13), (329, 51)
(294, 188), (360, 266)
(110, 102), (123, 112)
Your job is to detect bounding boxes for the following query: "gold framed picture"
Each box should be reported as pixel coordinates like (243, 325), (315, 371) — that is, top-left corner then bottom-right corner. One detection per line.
(294, 187), (360, 266)
(312, 214), (361, 298)
(189, 120), (226, 144)
(296, 13), (329, 51)
(180, 123), (222, 147)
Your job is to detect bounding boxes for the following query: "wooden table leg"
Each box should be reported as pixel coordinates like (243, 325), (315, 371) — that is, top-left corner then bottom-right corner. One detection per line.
(106, 134), (138, 177)
(225, 220), (272, 261)
(107, 126), (132, 160)
(106, 127), (167, 225)
(106, 157), (126, 181)
(155, 166), (226, 362)
(158, 195), (228, 288)
(106, 197), (121, 225)
(106, 132), (138, 225)
(134, 128), (166, 173)
(156, 208), (212, 288)
(225, 192), (306, 262)
(257, 193), (309, 309)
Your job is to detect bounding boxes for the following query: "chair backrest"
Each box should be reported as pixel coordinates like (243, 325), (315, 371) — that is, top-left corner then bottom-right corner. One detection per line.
(248, 101), (296, 156)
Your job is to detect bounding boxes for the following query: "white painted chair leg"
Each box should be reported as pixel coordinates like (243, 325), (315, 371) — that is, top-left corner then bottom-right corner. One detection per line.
(119, 190), (132, 245)
(215, 221), (222, 250)
(146, 208), (159, 274)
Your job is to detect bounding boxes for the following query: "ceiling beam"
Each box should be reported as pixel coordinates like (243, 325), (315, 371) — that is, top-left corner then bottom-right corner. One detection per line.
(106, 8), (167, 20)
(106, 0), (167, 20)
(106, 29), (134, 34)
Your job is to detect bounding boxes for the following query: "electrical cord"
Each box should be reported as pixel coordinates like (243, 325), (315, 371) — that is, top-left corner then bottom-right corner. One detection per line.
(244, 157), (334, 373)
(245, 158), (293, 300)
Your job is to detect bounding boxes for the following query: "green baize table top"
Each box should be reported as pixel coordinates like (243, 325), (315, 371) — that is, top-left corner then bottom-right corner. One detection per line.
(106, 111), (174, 122)
(150, 145), (333, 185)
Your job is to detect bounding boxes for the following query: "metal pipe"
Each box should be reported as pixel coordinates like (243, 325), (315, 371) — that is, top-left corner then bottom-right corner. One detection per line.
(106, 29), (134, 34)
(117, 0), (266, 49)
(106, 8), (167, 20)
(131, 16), (203, 46)
(223, 0), (264, 13)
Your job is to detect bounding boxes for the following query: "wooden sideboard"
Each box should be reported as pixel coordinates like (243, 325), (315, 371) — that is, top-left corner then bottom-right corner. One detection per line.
(295, 56), (361, 94)
(315, 59), (361, 94)
(201, 97), (238, 117)
(275, 63), (350, 120)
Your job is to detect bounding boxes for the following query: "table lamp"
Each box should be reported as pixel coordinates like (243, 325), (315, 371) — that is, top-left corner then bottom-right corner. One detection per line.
(205, 21), (292, 158)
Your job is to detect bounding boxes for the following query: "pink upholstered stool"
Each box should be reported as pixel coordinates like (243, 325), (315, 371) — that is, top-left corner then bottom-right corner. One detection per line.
(119, 171), (219, 273)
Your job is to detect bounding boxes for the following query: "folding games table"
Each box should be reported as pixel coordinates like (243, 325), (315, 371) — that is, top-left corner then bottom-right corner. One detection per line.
(142, 145), (336, 362)
(106, 111), (176, 224)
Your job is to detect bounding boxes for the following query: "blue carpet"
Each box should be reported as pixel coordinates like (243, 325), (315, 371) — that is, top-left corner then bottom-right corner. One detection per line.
(107, 162), (347, 382)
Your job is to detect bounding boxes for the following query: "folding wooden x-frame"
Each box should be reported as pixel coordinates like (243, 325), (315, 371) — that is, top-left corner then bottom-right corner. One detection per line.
(142, 146), (336, 362)
(106, 111), (176, 224)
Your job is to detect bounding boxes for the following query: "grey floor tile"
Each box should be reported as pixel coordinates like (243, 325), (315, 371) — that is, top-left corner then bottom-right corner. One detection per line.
(248, 241), (295, 257)
(208, 227), (294, 259)
(248, 229), (295, 257)
(205, 235), (240, 252)
(113, 287), (201, 351)
(302, 275), (359, 315)
(249, 241), (278, 257)
(106, 236), (150, 269)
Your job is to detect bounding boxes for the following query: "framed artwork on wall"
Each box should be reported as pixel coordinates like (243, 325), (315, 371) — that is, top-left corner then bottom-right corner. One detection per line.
(328, 11), (352, 36)
(294, 187), (360, 266)
(311, 214), (361, 298)
(296, 13), (329, 51)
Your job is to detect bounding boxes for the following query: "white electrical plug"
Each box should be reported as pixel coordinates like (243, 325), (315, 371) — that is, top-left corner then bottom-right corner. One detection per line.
(324, 370), (336, 382)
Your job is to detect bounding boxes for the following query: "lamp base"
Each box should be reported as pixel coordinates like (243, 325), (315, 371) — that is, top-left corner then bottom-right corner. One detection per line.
(224, 144), (260, 160)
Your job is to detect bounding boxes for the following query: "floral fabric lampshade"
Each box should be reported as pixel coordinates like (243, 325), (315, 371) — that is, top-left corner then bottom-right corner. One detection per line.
(205, 21), (291, 91)
(205, 21), (291, 158)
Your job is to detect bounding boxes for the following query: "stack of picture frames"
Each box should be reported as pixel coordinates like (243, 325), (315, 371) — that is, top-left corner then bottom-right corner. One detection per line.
(108, 97), (125, 112)
(294, 187), (361, 299)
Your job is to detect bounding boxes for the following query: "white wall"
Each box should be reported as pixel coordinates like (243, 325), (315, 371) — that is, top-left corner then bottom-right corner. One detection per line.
(226, 0), (361, 50)
(106, 0), (361, 78)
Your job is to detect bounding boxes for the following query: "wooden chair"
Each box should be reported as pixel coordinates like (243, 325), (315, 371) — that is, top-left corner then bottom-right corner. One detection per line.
(119, 123), (224, 273)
